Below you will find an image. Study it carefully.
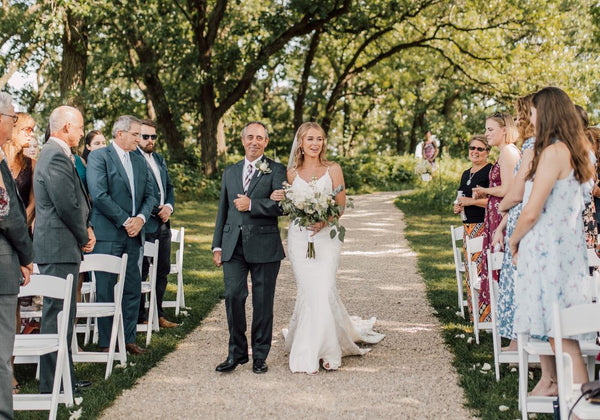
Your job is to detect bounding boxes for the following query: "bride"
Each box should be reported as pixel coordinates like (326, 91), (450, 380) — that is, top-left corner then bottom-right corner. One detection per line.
(271, 122), (384, 375)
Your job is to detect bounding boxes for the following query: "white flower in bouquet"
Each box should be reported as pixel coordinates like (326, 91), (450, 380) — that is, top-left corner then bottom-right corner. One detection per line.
(279, 181), (351, 258)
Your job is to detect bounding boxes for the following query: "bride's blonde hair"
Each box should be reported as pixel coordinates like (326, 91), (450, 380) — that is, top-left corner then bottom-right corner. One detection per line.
(290, 122), (327, 170)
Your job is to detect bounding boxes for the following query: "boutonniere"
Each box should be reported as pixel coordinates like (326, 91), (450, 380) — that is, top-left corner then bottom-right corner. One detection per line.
(256, 160), (272, 176)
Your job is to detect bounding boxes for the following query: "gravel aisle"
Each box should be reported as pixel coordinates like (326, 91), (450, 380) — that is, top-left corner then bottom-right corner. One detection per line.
(101, 191), (474, 419)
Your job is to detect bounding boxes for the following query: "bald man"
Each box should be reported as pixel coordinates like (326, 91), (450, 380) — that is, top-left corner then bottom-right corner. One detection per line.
(34, 105), (95, 393)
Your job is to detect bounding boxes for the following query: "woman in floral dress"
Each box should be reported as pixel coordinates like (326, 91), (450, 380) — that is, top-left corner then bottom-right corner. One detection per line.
(492, 96), (535, 351)
(510, 87), (595, 397)
(472, 113), (519, 323)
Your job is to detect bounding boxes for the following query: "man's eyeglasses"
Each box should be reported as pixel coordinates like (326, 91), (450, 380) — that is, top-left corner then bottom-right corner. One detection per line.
(1, 113), (18, 124)
(141, 134), (157, 140)
(469, 146), (487, 152)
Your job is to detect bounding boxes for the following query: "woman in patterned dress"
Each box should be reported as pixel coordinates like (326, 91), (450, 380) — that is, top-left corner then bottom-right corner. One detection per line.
(471, 113), (520, 323)
(492, 95), (536, 351)
(453, 135), (492, 322)
(510, 87), (595, 397)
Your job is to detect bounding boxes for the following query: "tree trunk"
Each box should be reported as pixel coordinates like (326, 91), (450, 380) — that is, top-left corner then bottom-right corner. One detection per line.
(293, 27), (322, 130)
(60, 6), (87, 113)
(199, 95), (220, 176)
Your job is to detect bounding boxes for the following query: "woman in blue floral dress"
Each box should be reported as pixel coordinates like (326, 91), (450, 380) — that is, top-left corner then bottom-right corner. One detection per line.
(491, 95), (536, 351)
(510, 87), (595, 397)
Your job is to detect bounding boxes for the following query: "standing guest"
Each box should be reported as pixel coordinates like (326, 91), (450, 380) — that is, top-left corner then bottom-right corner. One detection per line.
(589, 127), (600, 231)
(2, 112), (37, 227)
(87, 115), (156, 355)
(136, 119), (177, 328)
(33, 105), (95, 394)
(576, 105), (598, 253)
(422, 131), (439, 171)
(0, 92), (33, 420)
(81, 130), (106, 163)
(510, 86), (595, 396)
(212, 121), (286, 374)
(493, 95), (536, 351)
(22, 139), (39, 160)
(453, 135), (492, 322)
(472, 112), (519, 323)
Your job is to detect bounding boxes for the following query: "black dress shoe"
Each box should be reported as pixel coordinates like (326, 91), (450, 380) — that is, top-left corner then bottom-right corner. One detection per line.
(215, 356), (249, 372)
(75, 380), (92, 389)
(252, 359), (268, 374)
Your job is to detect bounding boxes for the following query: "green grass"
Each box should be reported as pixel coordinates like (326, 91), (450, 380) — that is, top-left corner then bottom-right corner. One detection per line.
(395, 193), (552, 420)
(14, 200), (224, 420)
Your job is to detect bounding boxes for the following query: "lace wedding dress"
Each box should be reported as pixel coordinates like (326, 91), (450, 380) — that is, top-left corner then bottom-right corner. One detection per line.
(283, 169), (384, 374)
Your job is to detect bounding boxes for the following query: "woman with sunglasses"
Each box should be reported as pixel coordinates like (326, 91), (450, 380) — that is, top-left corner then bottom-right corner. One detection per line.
(453, 135), (492, 322)
(471, 112), (519, 324)
(491, 95), (536, 351)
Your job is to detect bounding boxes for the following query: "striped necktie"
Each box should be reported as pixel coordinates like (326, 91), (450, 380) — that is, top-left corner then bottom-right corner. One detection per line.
(243, 164), (254, 193)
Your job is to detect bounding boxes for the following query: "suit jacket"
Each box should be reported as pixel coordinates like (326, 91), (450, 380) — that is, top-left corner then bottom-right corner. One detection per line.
(87, 143), (156, 245)
(33, 139), (90, 264)
(134, 149), (175, 234)
(0, 159), (33, 295)
(212, 157), (286, 263)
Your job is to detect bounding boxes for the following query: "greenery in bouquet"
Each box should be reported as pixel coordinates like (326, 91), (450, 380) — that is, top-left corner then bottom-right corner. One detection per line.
(279, 178), (352, 258)
(414, 160), (433, 175)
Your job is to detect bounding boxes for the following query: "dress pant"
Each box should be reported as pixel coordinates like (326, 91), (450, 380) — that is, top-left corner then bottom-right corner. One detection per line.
(38, 263), (79, 394)
(93, 237), (142, 347)
(139, 221), (171, 321)
(222, 235), (280, 361)
(0, 294), (17, 420)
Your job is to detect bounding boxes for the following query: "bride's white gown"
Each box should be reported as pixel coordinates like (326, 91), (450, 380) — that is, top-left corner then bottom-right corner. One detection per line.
(283, 170), (384, 373)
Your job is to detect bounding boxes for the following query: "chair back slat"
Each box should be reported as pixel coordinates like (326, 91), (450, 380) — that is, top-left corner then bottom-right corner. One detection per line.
(19, 274), (71, 300)
(554, 302), (600, 337)
(80, 254), (125, 275)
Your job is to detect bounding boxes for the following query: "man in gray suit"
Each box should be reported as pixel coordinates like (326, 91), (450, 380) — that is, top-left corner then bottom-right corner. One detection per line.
(212, 121), (286, 374)
(33, 105), (95, 394)
(0, 92), (33, 420)
(87, 115), (156, 355)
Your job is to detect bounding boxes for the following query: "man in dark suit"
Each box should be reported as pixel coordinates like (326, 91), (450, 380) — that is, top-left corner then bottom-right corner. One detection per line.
(33, 105), (95, 393)
(136, 119), (177, 328)
(212, 121), (286, 374)
(87, 115), (156, 355)
(0, 92), (33, 419)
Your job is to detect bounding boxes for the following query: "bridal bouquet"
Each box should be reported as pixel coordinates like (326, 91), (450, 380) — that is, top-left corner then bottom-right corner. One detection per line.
(279, 179), (349, 258)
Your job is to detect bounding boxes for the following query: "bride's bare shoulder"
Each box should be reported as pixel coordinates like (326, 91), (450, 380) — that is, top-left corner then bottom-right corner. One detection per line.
(325, 161), (343, 174)
(287, 168), (297, 183)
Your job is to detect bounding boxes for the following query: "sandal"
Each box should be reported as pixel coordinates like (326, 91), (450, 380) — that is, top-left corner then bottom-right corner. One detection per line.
(12, 384), (20, 395)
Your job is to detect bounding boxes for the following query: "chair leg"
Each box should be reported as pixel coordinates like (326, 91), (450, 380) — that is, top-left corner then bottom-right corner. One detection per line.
(177, 271), (185, 315)
(518, 335), (528, 419)
(472, 289), (480, 344)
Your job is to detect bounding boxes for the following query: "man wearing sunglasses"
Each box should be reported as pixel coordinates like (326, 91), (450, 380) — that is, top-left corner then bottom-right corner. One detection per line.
(135, 119), (177, 329)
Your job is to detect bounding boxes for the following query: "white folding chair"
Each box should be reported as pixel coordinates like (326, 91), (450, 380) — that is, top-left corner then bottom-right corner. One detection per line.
(137, 240), (159, 346)
(72, 253), (128, 379)
(554, 302), (600, 420)
(465, 235), (491, 344)
(162, 227), (186, 315)
(518, 272), (600, 419)
(450, 225), (467, 318)
(13, 274), (74, 420)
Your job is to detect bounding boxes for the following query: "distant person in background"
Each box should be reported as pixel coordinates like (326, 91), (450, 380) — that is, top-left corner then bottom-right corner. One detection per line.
(422, 131), (439, 171)
(589, 126), (600, 229)
(22, 139), (39, 160)
(576, 105), (598, 253)
(0, 92), (33, 419)
(81, 130), (107, 163)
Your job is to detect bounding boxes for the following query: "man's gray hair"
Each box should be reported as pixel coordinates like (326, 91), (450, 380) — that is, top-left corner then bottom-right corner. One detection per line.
(241, 121), (269, 139)
(0, 92), (13, 114)
(112, 115), (142, 138)
(48, 106), (81, 133)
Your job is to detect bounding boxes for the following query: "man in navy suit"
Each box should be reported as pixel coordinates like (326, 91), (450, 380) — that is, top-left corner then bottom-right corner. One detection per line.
(87, 115), (156, 355)
(0, 92), (33, 419)
(136, 119), (177, 328)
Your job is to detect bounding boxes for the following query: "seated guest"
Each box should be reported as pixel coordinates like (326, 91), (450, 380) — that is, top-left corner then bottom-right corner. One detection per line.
(453, 135), (492, 322)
